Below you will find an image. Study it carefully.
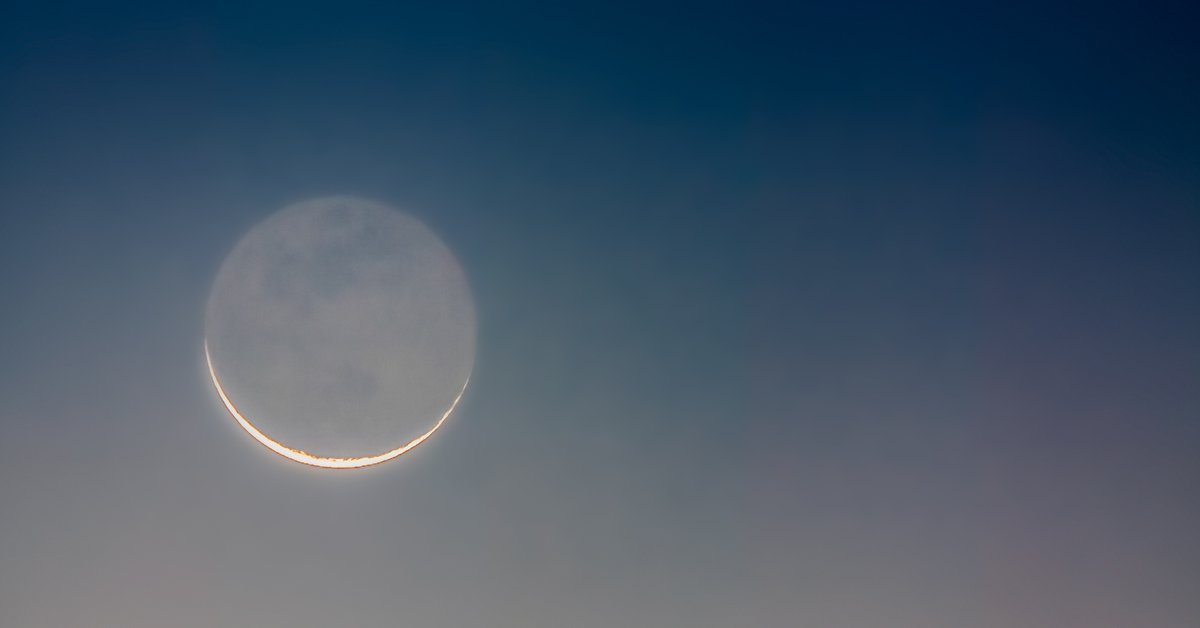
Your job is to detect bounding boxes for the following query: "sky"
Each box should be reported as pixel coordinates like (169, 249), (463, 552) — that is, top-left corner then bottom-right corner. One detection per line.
(0, 2), (1197, 627)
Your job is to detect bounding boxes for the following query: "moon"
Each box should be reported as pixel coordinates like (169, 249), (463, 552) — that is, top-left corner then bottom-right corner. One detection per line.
(203, 197), (476, 469)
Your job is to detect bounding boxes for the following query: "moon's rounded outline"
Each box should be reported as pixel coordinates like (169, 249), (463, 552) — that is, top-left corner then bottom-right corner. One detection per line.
(204, 340), (469, 469)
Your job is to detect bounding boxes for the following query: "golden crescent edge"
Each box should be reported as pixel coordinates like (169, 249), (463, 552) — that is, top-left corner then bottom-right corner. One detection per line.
(204, 340), (469, 469)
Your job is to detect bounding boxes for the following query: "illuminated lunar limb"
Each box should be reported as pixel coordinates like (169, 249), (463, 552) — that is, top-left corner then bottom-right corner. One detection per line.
(205, 341), (466, 469)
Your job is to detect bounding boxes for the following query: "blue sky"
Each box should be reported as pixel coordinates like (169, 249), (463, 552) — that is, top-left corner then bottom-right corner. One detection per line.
(0, 2), (1197, 626)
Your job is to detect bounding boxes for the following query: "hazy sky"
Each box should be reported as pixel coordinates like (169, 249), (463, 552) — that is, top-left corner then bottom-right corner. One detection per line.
(1, 3), (1197, 627)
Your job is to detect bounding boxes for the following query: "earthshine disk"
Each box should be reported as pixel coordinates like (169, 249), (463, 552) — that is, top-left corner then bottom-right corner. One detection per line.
(203, 197), (476, 468)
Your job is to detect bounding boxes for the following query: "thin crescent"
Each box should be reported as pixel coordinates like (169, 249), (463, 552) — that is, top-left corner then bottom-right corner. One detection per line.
(204, 340), (468, 469)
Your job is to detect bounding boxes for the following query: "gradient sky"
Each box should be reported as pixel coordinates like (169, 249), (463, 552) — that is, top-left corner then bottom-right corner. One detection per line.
(1, 3), (1197, 627)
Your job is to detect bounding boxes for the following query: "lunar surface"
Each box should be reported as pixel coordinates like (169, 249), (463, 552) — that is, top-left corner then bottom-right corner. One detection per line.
(204, 197), (476, 467)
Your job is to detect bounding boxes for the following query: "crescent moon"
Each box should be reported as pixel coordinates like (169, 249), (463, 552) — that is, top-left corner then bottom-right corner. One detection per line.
(204, 340), (467, 469)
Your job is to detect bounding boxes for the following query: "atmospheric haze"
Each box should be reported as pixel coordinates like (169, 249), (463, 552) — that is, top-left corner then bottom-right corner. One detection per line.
(1, 5), (1197, 628)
